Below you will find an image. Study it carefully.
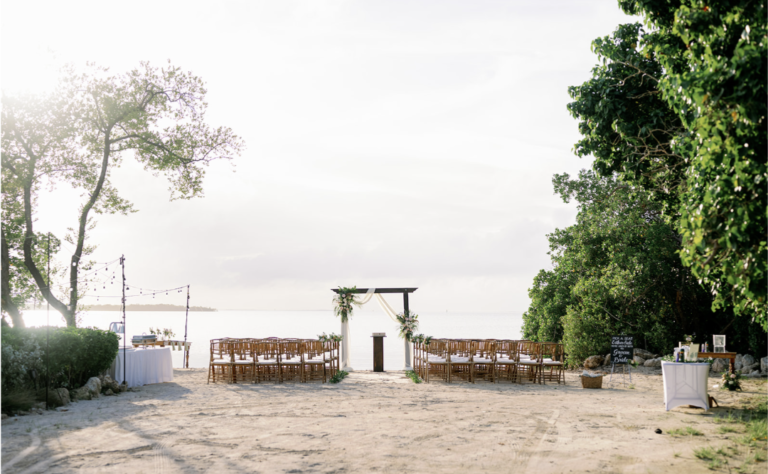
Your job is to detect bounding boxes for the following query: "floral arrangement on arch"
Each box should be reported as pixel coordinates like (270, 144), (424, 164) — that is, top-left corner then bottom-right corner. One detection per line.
(411, 334), (432, 345)
(317, 332), (343, 343)
(333, 286), (360, 323)
(395, 311), (419, 342)
(720, 371), (742, 391)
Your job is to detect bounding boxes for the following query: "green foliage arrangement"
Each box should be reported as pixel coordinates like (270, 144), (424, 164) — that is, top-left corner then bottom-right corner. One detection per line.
(317, 332), (343, 343)
(1, 326), (119, 391)
(148, 327), (176, 340)
(329, 370), (349, 384)
(568, 3), (767, 328)
(405, 370), (422, 384)
(720, 371), (742, 392)
(395, 311), (419, 342)
(333, 287), (359, 323)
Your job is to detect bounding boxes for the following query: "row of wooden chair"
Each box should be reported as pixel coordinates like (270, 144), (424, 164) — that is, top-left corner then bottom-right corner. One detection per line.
(414, 339), (565, 384)
(207, 338), (340, 384)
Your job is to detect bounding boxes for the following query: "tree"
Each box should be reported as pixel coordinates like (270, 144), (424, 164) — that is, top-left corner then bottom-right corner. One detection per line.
(522, 171), (765, 365)
(1, 62), (244, 327)
(634, 0), (766, 326)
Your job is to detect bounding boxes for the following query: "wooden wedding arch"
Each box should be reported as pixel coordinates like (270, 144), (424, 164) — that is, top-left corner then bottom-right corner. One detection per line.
(331, 287), (417, 371)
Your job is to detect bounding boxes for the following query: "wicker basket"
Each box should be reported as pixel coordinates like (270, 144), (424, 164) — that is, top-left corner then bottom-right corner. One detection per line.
(580, 375), (603, 389)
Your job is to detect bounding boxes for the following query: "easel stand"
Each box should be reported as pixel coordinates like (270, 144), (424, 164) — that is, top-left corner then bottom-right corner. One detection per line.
(609, 362), (632, 386)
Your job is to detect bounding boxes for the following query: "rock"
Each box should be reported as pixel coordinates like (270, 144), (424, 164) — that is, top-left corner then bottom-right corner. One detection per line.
(85, 377), (102, 398)
(762, 356), (768, 373)
(604, 354), (611, 366)
(634, 349), (656, 359)
(72, 386), (92, 401)
(1, 414), (7, 420)
(119, 382), (128, 393)
(104, 389), (115, 396)
(735, 354), (743, 371)
(633, 356), (646, 365)
(751, 370), (760, 376)
(45, 388), (70, 407)
(584, 355), (604, 369)
(655, 428), (662, 434)
(102, 375), (120, 394)
(741, 363), (759, 375)
(742, 354), (756, 367)
(711, 358), (729, 373)
(644, 358), (662, 368)
(17, 410), (29, 416)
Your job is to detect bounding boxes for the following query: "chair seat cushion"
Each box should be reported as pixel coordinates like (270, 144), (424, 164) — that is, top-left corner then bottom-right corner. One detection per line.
(451, 356), (470, 363)
(543, 360), (562, 366)
(496, 358), (515, 364)
(428, 356), (447, 363)
(518, 359), (539, 365)
(281, 360), (302, 365)
(234, 359), (255, 364)
(473, 357), (494, 363)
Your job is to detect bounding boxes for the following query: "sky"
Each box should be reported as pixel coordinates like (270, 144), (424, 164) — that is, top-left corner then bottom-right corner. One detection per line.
(1, 1), (637, 314)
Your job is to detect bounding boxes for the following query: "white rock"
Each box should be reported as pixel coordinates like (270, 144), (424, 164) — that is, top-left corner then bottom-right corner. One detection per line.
(633, 356), (646, 365)
(711, 358), (729, 373)
(742, 354), (755, 367)
(735, 354), (743, 371)
(85, 377), (102, 398)
(584, 355), (605, 369)
(634, 349), (656, 359)
(644, 358), (662, 367)
(761, 356), (768, 373)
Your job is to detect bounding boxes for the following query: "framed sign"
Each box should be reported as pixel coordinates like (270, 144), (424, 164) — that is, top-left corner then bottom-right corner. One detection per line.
(611, 336), (634, 365)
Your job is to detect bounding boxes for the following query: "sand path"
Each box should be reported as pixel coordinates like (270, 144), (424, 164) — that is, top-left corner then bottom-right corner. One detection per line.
(1, 368), (763, 473)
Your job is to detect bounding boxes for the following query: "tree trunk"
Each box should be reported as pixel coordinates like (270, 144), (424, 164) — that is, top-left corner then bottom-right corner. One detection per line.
(1, 228), (25, 327)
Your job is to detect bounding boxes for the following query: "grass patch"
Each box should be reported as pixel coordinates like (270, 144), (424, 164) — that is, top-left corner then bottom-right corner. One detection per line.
(405, 370), (422, 383)
(669, 426), (704, 437)
(694, 446), (716, 460)
(329, 370), (349, 384)
(718, 425), (739, 434)
(747, 418), (767, 441)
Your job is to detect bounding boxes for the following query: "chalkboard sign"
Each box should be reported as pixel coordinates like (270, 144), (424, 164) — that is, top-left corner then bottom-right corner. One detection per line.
(611, 336), (634, 365)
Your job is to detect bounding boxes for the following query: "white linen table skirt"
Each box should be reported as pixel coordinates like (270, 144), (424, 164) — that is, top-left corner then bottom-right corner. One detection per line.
(661, 362), (710, 411)
(112, 347), (174, 388)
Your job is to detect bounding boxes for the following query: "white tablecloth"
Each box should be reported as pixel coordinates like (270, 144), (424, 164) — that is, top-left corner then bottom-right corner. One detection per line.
(111, 347), (174, 388)
(662, 362), (710, 411)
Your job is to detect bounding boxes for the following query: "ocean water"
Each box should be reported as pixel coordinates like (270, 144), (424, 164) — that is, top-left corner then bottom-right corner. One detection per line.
(20, 309), (524, 371)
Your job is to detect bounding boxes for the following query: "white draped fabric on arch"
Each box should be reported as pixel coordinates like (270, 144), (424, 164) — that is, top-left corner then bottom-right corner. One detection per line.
(338, 287), (414, 371)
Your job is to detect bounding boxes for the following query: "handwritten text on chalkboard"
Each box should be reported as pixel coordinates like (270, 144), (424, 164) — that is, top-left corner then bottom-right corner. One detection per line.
(611, 336), (634, 365)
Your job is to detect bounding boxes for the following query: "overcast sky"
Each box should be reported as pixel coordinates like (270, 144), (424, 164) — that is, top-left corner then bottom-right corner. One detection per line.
(2, 1), (636, 313)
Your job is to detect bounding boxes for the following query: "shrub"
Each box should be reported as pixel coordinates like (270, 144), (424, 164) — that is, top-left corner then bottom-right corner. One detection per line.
(1, 332), (45, 395)
(1, 389), (38, 415)
(1, 326), (119, 391)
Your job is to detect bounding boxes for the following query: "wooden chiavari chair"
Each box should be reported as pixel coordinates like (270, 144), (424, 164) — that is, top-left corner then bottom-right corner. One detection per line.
(516, 340), (542, 384)
(207, 338), (233, 384)
(256, 339), (281, 383)
(470, 340), (496, 383)
(278, 340), (303, 382)
(540, 342), (565, 385)
(494, 340), (519, 383)
(424, 339), (449, 383)
(302, 340), (327, 383)
(232, 339), (257, 383)
(449, 340), (472, 383)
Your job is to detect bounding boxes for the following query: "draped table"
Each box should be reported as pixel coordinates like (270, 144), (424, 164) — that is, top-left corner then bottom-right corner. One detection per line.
(661, 361), (710, 411)
(110, 347), (174, 388)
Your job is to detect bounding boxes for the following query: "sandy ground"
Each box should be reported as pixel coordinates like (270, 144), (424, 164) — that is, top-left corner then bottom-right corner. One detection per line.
(1, 367), (765, 473)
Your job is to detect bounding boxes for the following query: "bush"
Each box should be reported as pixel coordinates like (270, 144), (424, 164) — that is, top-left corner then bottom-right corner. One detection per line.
(1, 332), (45, 395)
(1, 389), (38, 415)
(1, 326), (119, 391)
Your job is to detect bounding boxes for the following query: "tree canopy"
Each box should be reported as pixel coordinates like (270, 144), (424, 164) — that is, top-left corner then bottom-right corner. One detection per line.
(1, 62), (244, 326)
(567, 1), (766, 329)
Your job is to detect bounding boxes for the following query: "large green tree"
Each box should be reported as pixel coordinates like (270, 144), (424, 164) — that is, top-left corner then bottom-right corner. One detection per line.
(1, 62), (244, 327)
(606, 0), (768, 322)
(523, 171), (763, 364)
